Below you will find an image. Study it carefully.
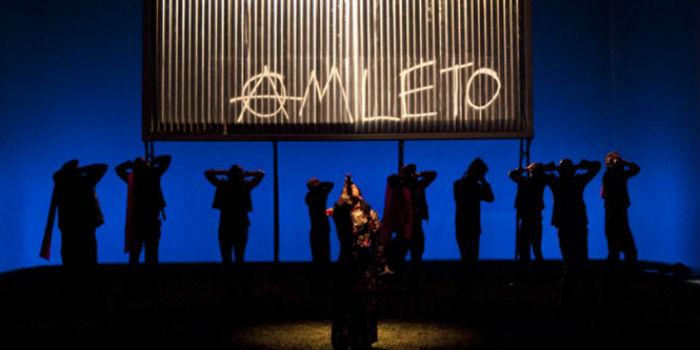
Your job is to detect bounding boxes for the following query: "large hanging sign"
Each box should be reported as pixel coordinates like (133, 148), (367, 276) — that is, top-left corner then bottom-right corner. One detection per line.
(142, 0), (533, 140)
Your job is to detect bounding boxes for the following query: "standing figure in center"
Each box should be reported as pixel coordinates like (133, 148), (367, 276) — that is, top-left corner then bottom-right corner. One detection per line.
(205, 165), (265, 265)
(454, 158), (495, 287)
(382, 164), (437, 270)
(116, 155), (171, 266)
(509, 162), (555, 265)
(305, 177), (335, 264)
(330, 174), (382, 350)
(546, 159), (601, 302)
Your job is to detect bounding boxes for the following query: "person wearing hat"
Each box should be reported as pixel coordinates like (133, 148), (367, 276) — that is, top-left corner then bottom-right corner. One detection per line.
(601, 151), (640, 267)
(509, 161), (556, 265)
(205, 165), (265, 265)
(305, 177), (334, 264)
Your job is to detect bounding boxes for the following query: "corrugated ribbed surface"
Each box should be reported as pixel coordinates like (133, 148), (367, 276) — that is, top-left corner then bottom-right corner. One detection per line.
(146, 0), (531, 140)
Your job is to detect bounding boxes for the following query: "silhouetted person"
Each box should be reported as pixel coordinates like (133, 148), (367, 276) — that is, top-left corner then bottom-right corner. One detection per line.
(454, 158), (495, 286)
(547, 159), (601, 301)
(305, 178), (334, 264)
(602, 152), (640, 266)
(116, 155), (171, 266)
(205, 165), (265, 265)
(330, 175), (382, 350)
(509, 162), (555, 264)
(382, 164), (437, 270)
(41, 160), (107, 269)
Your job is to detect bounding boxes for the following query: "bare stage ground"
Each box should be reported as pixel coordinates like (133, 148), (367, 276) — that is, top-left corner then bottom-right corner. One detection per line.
(0, 261), (698, 349)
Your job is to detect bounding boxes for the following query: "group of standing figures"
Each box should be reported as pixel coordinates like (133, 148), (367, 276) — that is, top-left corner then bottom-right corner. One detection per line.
(40, 151), (640, 350)
(41, 155), (267, 267)
(322, 152), (640, 349)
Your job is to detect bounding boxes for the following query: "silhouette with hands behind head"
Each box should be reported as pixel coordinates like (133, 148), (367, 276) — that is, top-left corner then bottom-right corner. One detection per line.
(509, 162), (556, 266)
(116, 155), (171, 266)
(41, 159), (107, 269)
(601, 152), (640, 268)
(205, 165), (265, 265)
(305, 177), (334, 264)
(453, 158), (495, 291)
(545, 158), (601, 304)
(382, 164), (437, 272)
(330, 174), (382, 350)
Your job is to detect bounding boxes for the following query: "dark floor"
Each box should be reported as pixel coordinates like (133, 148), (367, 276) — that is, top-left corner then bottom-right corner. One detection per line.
(0, 261), (698, 349)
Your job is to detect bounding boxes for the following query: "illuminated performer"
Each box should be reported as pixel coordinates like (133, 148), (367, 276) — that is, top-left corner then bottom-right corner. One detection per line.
(330, 174), (382, 350)
(382, 164), (437, 269)
(116, 155), (171, 266)
(205, 166), (265, 265)
(305, 177), (334, 264)
(41, 160), (107, 268)
(453, 158), (495, 285)
(601, 152), (640, 266)
(509, 162), (556, 264)
(546, 159), (601, 300)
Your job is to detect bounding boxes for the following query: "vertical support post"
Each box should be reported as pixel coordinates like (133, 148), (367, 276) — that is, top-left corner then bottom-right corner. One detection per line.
(515, 139), (525, 260)
(144, 141), (155, 161)
(398, 140), (405, 171)
(525, 138), (532, 166)
(273, 141), (280, 264)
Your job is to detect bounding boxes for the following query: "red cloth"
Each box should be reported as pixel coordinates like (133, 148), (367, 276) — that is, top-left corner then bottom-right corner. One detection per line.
(380, 181), (414, 244)
(40, 187), (58, 260)
(124, 172), (136, 253)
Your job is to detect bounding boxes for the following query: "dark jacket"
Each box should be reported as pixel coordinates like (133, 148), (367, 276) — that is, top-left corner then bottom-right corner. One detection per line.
(549, 163), (601, 229)
(454, 175), (495, 234)
(602, 163), (640, 209)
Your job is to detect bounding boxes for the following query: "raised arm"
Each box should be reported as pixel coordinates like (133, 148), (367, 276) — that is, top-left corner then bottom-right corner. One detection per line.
(417, 170), (437, 189)
(319, 181), (335, 194)
(151, 155), (172, 176)
(245, 170), (265, 190)
(80, 163), (108, 186)
(508, 168), (526, 184)
(624, 161), (641, 179)
(204, 169), (228, 187)
(577, 160), (602, 184)
(115, 161), (133, 183)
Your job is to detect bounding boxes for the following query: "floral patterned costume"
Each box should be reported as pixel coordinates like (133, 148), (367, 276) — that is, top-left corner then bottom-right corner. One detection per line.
(331, 178), (382, 350)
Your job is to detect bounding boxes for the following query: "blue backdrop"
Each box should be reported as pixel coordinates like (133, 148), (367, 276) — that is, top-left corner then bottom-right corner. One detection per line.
(1, 0), (698, 271)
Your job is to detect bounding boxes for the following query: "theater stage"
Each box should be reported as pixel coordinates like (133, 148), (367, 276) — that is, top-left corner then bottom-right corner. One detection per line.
(0, 261), (697, 349)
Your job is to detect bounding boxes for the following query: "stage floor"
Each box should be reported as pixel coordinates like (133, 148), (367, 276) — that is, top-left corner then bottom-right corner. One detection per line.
(0, 261), (698, 349)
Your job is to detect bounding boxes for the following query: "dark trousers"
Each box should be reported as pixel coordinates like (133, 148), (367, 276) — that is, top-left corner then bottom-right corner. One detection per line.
(219, 224), (249, 265)
(558, 226), (588, 273)
(517, 216), (543, 263)
(557, 226), (590, 304)
(310, 224), (331, 264)
(61, 228), (97, 269)
(388, 221), (426, 269)
(129, 236), (160, 266)
(605, 208), (638, 264)
(456, 230), (480, 281)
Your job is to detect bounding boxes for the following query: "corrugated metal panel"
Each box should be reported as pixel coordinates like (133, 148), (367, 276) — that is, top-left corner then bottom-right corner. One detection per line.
(145, 0), (531, 140)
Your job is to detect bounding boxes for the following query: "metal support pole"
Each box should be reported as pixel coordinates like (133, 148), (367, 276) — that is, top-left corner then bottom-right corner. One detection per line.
(273, 141), (280, 264)
(144, 141), (155, 161)
(398, 140), (405, 171)
(525, 138), (532, 165)
(515, 139), (525, 260)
